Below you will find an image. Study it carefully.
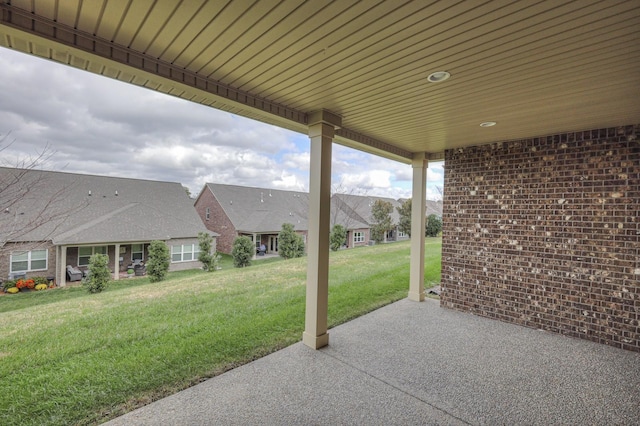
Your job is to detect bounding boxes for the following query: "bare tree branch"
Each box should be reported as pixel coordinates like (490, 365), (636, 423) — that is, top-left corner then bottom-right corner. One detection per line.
(0, 134), (88, 260)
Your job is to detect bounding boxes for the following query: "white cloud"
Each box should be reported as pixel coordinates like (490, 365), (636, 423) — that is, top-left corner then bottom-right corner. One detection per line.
(0, 46), (444, 199)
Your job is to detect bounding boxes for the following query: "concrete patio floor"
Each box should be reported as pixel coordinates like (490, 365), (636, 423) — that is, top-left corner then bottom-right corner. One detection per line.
(106, 298), (639, 425)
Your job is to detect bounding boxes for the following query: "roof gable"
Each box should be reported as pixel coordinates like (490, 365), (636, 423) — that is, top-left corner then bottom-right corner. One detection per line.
(206, 183), (308, 233)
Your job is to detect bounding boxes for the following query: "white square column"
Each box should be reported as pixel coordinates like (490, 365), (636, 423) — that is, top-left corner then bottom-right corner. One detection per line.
(408, 153), (428, 301)
(114, 243), (120, 280)
(303, 110), (341, 349)
(58, 245), (67, 287)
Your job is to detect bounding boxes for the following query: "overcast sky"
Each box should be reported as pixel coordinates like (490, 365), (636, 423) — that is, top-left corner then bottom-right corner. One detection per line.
(0, 47), (444, 200)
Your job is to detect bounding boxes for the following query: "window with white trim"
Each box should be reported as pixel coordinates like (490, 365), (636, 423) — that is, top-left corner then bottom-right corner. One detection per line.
(10, 249), (48, 273)
(398, 231), (407, 238)
(132, 244), (144, 261)
(78, 246), (107, 266)
(353, 231), (365, 244)
(171, 244), (200, 262)
(205, 207), (210, 221)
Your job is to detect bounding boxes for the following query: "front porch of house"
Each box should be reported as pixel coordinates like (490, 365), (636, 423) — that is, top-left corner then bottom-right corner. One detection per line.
(106, 298), (640, 425)
(56, 242), (150, 286)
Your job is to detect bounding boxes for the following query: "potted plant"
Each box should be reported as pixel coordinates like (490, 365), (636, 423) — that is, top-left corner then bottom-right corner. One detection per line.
(127, 267), (134, 278)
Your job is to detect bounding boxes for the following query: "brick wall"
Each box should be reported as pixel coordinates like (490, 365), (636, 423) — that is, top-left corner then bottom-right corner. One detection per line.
(441, 125), (639, 352)
(0, 241), (56, 280)
(195, 187), (237, 254)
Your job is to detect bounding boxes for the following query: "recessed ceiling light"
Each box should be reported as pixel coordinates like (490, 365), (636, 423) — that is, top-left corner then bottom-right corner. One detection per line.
(427, 71), (451, 83)
(480, 121), (497, 127)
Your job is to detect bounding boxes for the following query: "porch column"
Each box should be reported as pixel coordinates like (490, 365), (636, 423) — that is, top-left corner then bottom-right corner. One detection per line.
(303, 109), (341, 350)
(114, 243), (120, 280)
(252, 233), (257, 260)
(59, 245), (67, 287)
(409, 152), (428, 301)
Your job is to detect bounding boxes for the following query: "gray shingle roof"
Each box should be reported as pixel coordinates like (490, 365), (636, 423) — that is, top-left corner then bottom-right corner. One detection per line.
(0, 167), (212, 246)
(333, 193), (403, 226)
(205, 183), (310, 233)
(204, 184), (438, 232)
(425, 200), (443, 217)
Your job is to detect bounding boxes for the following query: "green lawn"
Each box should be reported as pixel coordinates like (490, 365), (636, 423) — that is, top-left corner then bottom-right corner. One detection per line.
(0, 239), (441, 426)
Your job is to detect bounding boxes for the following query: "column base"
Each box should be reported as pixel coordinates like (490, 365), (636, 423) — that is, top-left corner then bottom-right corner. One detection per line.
(302, 331), (329, 349)
(407, 290), (425, 302)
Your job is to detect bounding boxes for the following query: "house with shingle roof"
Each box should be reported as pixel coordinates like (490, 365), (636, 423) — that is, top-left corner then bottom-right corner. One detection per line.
(0, 167), (215, 286)
(196, 183), (420, 254)
(195, 183), (310, 255)
(332, 193), (410, 243)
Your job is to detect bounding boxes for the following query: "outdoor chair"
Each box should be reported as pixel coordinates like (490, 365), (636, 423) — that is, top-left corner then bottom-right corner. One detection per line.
(66, 265), (83, 282)
(133, 263), (146, 276)
(257, 244), (266, 256)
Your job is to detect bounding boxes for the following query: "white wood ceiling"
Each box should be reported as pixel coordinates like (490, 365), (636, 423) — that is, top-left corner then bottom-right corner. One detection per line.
(1, 0), (639, 163)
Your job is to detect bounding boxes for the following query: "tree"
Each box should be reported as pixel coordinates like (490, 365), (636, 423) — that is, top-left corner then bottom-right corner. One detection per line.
(232, 236), (253, 267)
(396, 198), (412, 237)
(426, 214), (443, 237)
(370, 200), (393, 243)
(329, 224), (347, 251)
(0, 134), (84, 259)
(197, 231), (220, 272)
(84, 253), (110, 293)
(278, 223), (305, 259)
(147, 240), (170, 282)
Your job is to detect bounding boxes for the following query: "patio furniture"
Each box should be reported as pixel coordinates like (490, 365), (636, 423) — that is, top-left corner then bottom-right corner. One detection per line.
(257, 244), (266, 256)
(134, 263), (146, 276)
(66, 265), (83, 282)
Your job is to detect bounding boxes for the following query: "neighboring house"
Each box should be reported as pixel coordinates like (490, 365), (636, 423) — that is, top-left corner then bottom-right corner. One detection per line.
(195, 183), (309, 255)
(332, 194), (409, 244)
(0, 167), (215, 286)
(195, 183), (437, 253)
(328, 196), (370, 249)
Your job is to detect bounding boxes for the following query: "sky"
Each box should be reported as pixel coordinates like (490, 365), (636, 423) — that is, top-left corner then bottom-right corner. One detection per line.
(0, 47), (444, 200)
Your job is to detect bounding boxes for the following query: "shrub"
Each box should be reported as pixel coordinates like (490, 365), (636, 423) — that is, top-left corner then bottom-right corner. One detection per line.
(34, 276), (48, 285)
(198, 231), (221, 272)
(3, 279), (16, 290)
(6, 287), (18, 294)
(147, 240), (170, 282)
(278, 223), (305, 259)
(231, 236), (253, 268)
(35, 284), (47, 291)
(426, 214), (443, 237)
(330, 224), (347, 251)
(84, 253), (110, 293)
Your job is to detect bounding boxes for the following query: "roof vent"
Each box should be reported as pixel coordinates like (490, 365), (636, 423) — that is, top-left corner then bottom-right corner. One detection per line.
(88, 190), (92, 196)
(115, 190), (118, 196)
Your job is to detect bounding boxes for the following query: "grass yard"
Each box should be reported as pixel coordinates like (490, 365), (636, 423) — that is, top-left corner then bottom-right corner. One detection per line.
(0, 239), (441, 425)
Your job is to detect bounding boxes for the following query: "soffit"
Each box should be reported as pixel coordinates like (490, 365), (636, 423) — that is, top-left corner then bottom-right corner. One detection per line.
(1, 0), (639, 163)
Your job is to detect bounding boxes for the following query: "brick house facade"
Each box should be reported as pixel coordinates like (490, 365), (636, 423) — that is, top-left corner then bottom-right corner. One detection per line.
(195, 186), (237, 255)
(441, 125), (639, 352)
(195, 183), (310, 255)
